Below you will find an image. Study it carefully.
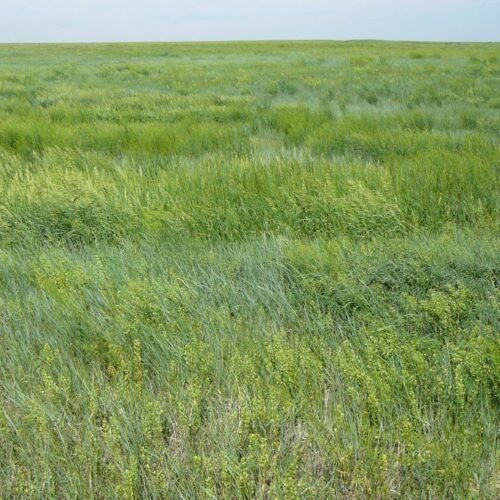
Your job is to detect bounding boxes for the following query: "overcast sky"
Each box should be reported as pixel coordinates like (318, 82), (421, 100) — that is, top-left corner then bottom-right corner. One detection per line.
(0, 0), (499, 43)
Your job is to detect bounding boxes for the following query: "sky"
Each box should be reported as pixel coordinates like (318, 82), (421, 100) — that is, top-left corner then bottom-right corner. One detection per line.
(0, 0), (499, 43)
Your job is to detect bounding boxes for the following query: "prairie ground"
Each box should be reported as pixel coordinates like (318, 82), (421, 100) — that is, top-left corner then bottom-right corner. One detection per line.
(0, 41), (499, 498)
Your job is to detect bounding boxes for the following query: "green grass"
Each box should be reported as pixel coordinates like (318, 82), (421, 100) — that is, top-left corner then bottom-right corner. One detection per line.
(0, 40), (499, 498)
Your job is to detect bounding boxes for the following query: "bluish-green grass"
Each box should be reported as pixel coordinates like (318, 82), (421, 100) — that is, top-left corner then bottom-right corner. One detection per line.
(0, 40), (498, 498)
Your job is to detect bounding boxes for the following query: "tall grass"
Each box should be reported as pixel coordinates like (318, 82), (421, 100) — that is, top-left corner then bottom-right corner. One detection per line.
(0, 40), (498, 498)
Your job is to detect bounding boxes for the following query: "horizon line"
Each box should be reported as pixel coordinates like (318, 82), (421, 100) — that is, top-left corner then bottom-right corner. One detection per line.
(1, 38), (499, 46)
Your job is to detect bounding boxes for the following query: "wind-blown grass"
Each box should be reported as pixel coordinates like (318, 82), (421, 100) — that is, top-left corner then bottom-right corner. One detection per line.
(0, 40), (498, 498)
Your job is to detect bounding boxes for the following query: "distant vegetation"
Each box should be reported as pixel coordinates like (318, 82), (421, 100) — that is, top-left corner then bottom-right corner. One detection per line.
(0, 41), (498, 498)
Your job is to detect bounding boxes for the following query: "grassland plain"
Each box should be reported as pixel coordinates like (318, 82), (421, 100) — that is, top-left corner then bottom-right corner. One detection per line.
(0, 40), (498, 498)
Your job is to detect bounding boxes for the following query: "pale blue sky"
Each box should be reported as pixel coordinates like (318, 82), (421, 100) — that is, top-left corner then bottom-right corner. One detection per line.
(0, 0), (499, 43)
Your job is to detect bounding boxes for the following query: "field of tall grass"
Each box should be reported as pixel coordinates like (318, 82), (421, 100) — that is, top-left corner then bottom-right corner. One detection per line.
(0, 40), (498, 498)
